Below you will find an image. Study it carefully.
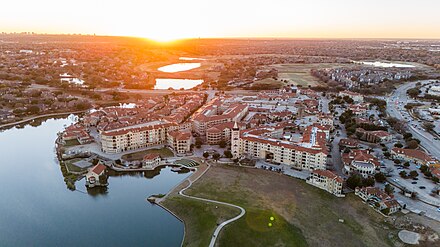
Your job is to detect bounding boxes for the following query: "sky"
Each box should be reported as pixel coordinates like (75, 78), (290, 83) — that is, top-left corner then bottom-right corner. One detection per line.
(1, 0), (440, 41)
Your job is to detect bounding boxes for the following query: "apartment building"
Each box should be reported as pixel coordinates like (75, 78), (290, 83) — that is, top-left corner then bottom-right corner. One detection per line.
(192, 98), (248, 139)
(391, 148), (436, 165)
(233, 130), (328, 171)
(100, 121), (171, 153)
(167, 130), (192, 155)
(307, 169), (344, 197)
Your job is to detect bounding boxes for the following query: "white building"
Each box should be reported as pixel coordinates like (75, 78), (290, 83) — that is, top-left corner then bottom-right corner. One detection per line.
(307, 169), (344, 197)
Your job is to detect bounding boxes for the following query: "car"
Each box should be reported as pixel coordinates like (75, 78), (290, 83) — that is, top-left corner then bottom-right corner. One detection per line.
(437, 207), (440, 212)
(411, 181), (417, 184)
(412, 177), (418, 180)
(419, 186), (426, 189)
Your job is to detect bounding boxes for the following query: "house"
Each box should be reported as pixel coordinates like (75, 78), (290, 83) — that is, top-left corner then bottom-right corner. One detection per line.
(356, 128), (392, 143)
(85, 163), (108, 187)
(355, 187), (401, 215)
(342, 149), (379, 177)
(307, 169), (344, 197)
(143, 153), (161, 169)
(391, 148), (436, 166)
(339, 138), (359, 149)
(339, 90), (364, 103)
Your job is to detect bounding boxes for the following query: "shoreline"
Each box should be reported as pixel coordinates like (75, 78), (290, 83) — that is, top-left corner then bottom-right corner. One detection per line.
(0, 109), (89, 130)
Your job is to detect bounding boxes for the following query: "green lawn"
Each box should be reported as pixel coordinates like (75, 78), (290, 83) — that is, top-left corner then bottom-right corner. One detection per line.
(121, 147), (174, 161)
(219, 208), (307, 247)
(64, 139), (80, 147)
(174, 165), (396, 247)
(64, 158), (88, 173)
(161, 195), (240, 247)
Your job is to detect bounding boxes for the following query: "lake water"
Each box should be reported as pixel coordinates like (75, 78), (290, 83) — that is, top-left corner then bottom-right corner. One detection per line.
(179, 57), (205, 61)
(157, 63), (201, 73)
(355, 61), (415, 68)
(0, 117), (189, 246)
(154, 78), (204, 90)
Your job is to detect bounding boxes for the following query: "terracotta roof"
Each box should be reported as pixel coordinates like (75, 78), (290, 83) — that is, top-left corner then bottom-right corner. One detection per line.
(143, 153), (160, 160)
(312, 169), (343, 183)
(392, 148), (434, 163)
(91, 163), (106, 175)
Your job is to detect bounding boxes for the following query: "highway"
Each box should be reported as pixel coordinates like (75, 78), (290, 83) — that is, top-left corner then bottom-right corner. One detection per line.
(386, 81), (440, 160)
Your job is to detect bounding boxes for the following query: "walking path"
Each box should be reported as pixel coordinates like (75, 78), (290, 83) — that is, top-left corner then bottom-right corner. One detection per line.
(0, 110), (88, 129)
(161, 163), (246, 247)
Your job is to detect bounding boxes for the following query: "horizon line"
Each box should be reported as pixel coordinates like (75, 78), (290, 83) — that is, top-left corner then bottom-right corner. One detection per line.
(2, 32), (440, 41)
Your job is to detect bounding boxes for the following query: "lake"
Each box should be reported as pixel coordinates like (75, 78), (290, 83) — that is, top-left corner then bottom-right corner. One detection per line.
(355, 61), (415, 68)
(157, 63), (201, 73)
(154, 78), (204, 90)
(0, 116), (190, 246)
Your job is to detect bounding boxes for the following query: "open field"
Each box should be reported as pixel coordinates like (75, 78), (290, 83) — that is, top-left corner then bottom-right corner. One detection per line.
(162, 193), (240, 247)
(173, 164), (399, 247)
(121, 147), (174, 161)
(269, 63), (351, 87)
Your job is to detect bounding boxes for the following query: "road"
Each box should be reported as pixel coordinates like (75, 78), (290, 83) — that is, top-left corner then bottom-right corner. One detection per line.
(386, 80), (440, 160)
(0, 110), (88, 129)
(95, 87), (218, 101)
(176, 164), (245, 247)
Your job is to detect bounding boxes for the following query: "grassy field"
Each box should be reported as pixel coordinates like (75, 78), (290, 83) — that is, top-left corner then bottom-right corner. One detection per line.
(63, 139), (80, 147)
(162, 193), (241, 247)
(269, 63), (351, 87)
(121, 147), (174, 161)
(178, 164), (397, 247)
(64, 158), (88, 173)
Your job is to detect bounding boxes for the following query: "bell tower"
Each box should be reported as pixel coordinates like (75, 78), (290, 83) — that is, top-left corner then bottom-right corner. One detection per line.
(231, 121), (240, 159)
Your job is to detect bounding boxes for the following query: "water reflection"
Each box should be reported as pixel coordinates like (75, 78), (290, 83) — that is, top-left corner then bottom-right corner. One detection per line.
(154, 78), (203, 90)
(157, 63), (201, 72)
(0, 117), (191, 246)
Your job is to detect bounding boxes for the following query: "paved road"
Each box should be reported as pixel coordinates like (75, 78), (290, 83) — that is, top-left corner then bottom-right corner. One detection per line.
(0, 110), (87, 129)
(177, 165), (245, 247)
(386, 81), (440, 159)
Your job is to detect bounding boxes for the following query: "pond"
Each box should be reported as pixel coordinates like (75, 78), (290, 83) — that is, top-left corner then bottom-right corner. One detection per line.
(355, 61), (415, 68)
(154, 78), (204, 90)
(157, 63), (201, 73)
(0, 116), (190, 246)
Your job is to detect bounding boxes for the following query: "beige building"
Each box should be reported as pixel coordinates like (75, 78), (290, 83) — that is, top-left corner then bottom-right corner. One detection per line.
(192, 98), (248, 139)
(232, 131), (328, 171)
(206, 121), (246, 145)
(167, 130), (192, 155)
(85, 163), (107, 187)
(100, 120), (190, 154)
(307, 169), (344, 197)
(143, 153), (161, 169)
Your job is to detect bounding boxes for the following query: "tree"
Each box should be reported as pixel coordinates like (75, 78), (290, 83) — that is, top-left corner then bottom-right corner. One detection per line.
(409, 170), (419, 178)
(195, 138), (203, 148)
(374, 172), (386, 183)
(399, 170), (407, 178)
(432, 177), (439, 183)
(384, 167), (394, 176)
(406, 140), (419, 149)
(384, 184), (394, 195)
(219, 140), (227, 148)
(394, 142), (403, 148)
(346, 174), (363, 190)
(423, 122), (435, 131)
(394, 159), (401, 165)
(27, 105), (40, 114)
(203, 152), (209, 159)
(212, 153), (221, 162)
(362, 177), (375, 187)
(403, 132), (413, 140)
(224, 150), (233, 158)
(384, 152), (391, 158)
(403, 162), (410, 168)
